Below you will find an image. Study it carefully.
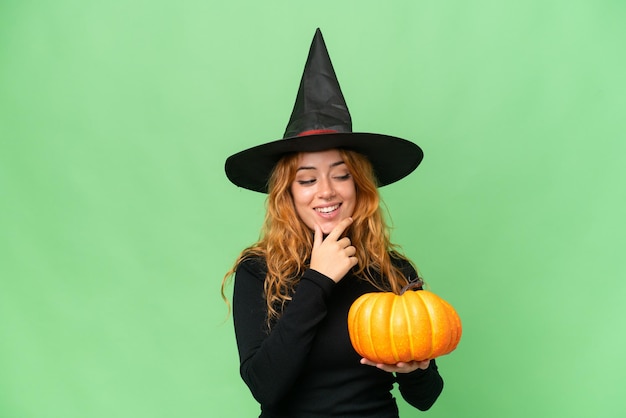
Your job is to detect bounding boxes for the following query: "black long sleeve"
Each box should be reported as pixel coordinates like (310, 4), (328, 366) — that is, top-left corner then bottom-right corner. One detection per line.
(232, 256), (444, 417)
(233, 258), (335, 405)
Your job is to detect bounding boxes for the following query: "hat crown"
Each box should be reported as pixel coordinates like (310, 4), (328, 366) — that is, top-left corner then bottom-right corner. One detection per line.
(283, 28), (352, 138)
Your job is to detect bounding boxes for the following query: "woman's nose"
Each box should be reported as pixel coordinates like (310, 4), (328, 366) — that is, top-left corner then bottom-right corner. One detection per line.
(317, 179), (336, 199)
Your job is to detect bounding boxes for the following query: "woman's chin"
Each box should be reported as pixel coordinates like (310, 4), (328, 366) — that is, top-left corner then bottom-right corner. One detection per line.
(318, 220), (343, 235)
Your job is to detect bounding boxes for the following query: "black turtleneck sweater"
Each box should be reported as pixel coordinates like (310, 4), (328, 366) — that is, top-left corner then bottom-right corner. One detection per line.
(232, 256), (444, 418)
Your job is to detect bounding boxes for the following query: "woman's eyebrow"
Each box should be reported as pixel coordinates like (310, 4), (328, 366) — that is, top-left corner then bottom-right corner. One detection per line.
(296, 160), (345, 171)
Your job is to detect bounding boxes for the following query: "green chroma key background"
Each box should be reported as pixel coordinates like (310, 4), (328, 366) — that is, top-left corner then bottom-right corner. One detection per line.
(1, 1), (624, 417)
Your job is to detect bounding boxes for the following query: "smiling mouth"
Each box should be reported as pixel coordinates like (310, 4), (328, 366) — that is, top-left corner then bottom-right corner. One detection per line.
(315, 203), (341, 214)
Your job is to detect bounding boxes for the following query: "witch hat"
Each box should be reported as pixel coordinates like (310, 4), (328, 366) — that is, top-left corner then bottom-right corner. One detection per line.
(225, 28), (423, 193)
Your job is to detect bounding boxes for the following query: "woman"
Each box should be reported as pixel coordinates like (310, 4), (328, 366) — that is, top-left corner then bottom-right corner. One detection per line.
(222, 29), (444, 417)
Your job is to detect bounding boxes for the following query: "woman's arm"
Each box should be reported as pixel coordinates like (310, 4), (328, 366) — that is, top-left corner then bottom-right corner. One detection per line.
(395, 360), (444, 411)
(232, 257), (335, 406)
(359, 357), (444, 411)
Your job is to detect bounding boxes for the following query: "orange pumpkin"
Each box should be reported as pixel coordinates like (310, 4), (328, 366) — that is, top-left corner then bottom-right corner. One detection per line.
(347, 282), (462, 364)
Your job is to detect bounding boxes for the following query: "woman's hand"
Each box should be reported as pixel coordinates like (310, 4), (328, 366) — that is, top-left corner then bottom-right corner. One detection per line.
(310, 217), (358, 283)
(360, 358), (432, 373)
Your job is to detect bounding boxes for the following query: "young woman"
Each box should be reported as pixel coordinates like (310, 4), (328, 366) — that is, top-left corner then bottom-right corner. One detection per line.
(222, 29), (444, 417)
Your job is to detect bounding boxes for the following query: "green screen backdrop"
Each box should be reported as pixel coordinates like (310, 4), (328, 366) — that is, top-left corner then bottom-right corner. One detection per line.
(1, 1), (625, 417)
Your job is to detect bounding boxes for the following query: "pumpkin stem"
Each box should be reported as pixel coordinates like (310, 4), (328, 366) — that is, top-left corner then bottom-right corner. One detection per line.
(400, 278), (424, 295)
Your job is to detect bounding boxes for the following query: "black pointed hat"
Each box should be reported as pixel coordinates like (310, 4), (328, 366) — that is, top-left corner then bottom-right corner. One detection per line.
(225, 28), (423, 193)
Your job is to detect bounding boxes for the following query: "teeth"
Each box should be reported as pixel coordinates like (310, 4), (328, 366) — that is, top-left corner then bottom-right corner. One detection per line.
(316, 204), (339, 213)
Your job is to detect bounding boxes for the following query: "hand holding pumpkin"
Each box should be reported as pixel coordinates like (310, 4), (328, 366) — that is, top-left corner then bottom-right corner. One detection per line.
(360, 358), (431, 374)
(348, 281), (462, 365)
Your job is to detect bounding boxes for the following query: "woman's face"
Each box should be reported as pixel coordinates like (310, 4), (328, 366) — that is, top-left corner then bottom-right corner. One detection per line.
(291, 149), (356, 235)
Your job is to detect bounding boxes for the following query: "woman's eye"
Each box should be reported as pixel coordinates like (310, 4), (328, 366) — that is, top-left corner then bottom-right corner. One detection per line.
(334, 173), (351, 181)
(297, 179), (316, 185)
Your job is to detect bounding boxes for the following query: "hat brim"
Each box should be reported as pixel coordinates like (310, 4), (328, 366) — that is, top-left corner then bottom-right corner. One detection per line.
(225, 132), (423, 193)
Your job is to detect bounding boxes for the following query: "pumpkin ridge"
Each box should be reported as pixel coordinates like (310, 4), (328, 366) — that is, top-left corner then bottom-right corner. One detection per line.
(401, 293), (414, 363)
(442, 299), (455, 354)
(360, 294), (376, 360)
(367, 296), (380, 363)
(348, 295), (368, 356)
(388, 296), (399, 363)
(442, 298), (461, 354)
(441, 302), (453, 355)
(398, 296), (414, 361)
(424, 292), (436, 359)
